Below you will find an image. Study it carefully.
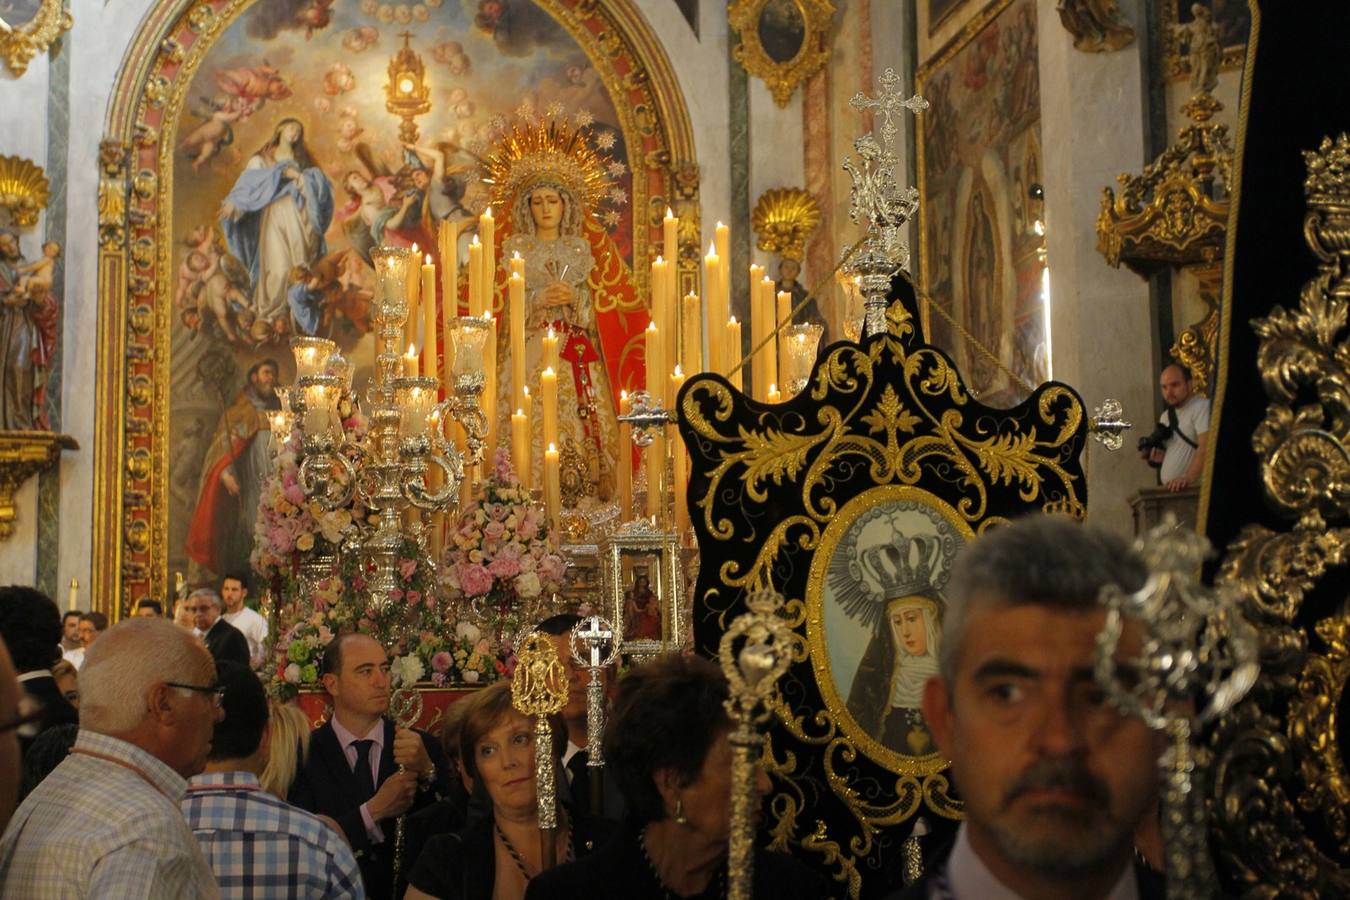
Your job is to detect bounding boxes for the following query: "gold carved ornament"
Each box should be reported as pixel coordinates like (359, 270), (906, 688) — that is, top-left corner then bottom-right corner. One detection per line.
(752, 188), (821, 262)
(0, 0), (71, 77)
(0, 156), (50, 227)
(0, 432), (77, 540)
(728, 0), (836, 108)
(680, 289), (1088, 896)
(1097, 92), (1232, 394)
(1208, 134), (1350, 895)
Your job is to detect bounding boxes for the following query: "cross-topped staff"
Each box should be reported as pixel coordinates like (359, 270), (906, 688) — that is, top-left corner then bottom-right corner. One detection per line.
(513, 631), (569, 868)
(388, 684), (424, 888)
(1094, 515), (1259, 900)
(841, 67), (928, 337)
(570, 614), (618, 816)
(718, 589), (795, 900)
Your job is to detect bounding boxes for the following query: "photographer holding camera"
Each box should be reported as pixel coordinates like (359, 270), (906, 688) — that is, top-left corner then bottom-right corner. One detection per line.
(1139, 363), (1210, 492)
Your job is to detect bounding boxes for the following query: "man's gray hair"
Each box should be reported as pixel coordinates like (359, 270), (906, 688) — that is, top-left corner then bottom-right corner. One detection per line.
(938, 516), (1147, 681)
(79, 617), (212, 734)
(187, 587), (223, 610)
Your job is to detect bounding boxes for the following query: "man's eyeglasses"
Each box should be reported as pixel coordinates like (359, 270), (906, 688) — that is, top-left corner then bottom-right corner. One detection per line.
(167, 681), (226, 708)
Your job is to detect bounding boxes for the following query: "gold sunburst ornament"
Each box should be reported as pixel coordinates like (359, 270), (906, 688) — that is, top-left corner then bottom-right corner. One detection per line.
(751, 188), (821, 261)
(0, 156), (50, 227)
(481, 113), (614, 216)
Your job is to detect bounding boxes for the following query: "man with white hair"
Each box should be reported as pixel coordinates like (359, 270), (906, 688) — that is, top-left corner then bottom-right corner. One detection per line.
(186, 587), (250, 668)
(0, 617), (223, 897)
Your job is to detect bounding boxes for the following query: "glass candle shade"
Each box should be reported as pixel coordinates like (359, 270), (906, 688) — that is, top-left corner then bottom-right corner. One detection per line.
(292, 336), (336, 380)
(449, 316), (490, 392)
(327, 351), (355, 392)
(372, 246), (415, 328)
(394, 376), (439, 439)
(782, 323), (824, 396)
(297, 375), (342, 439)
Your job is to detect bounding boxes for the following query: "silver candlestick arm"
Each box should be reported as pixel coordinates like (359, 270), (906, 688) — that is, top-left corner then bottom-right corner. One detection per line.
(1088, 398), (1133, 451)
(570, 615), (618, 768)
(1094, 515), (1260, 900)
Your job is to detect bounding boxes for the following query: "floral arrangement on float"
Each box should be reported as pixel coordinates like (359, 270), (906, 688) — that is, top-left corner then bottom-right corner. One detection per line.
(439, 448), (570, 647)
(255, 438), (561, 699)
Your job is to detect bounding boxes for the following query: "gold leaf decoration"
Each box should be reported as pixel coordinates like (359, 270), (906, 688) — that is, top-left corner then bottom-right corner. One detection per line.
(0, 156), (50, 227)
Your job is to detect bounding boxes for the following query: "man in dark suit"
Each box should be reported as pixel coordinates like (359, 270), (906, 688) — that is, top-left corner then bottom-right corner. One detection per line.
(0, 585), (79, 751)
(886, 518), (1165, 900)
(184, 588), (249, 667)
(289, 632), (449, 900)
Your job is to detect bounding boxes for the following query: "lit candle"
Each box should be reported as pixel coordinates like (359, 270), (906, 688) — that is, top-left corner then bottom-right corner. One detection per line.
(468, 235), (483, 317)
(704, 242), (722, 374)
(645, 322), (663, 410)
(521, 385), (534, 489)
(618, 390), (632, 522)
(749, 265), (766, 400)
(776, 289), (793, 376)
(512, 408), (529, 486)
(544, 442), (561, 524)
(646, 430), (664, 521)
(670, 367), (689, 539)
(767, 383), (781, 404)
(509, 268), (526, 412)
(439, 221), (459, 398)
(663, 209), (679, 381)
(67, 577), (78, 613)
(541, 366), (558, 452)
(682, 292), (702, 375)
(763, 276), (779, 398)
(483, 312), (497, 459)
(726, 316), (743, 390)
(406, 243), (421, 351)
(480, 207), (495, 312)
(422, 254), (438, 380)
(715, 222), (730, 354)
(403, 343), (419, 377)
(651, 256), (667, 396)
(542, 327), (560, 373)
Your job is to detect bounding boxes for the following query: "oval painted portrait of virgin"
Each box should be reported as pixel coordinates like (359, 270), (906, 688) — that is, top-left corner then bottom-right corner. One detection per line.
(806, 484), (972, 775)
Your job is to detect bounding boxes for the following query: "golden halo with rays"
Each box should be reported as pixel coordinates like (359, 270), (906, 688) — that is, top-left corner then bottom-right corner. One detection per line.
(481, 115), (613, 216)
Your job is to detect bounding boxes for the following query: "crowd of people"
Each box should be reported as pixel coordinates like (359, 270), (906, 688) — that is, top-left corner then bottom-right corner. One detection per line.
(0, 516), (1167, 899)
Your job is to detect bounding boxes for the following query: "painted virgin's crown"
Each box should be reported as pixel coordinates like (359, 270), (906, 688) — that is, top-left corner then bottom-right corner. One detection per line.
(860, 533), (941, 600)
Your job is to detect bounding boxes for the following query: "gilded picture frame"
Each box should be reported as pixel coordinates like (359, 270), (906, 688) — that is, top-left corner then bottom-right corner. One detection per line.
(0, 0), (72, 77)
(601, 524), (682, 657)
(805, 484), (974, 777)
(728, 0), (836, 107)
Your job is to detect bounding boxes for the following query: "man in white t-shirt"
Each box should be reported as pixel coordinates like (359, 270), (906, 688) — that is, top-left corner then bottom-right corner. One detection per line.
(219, 574), (268, 669)
(1142, 363), (1210, 492)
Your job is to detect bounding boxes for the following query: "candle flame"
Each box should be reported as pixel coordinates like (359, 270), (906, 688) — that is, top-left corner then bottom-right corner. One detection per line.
(516, 408), (524, 417)
(654, 255), (664, 265)
(769, 383), (777, 393)
(485, 206), (492, 217)
(411, 243), (419, 254)
(425, 253), (432, 265)
(548, 442), (557, 453)
(716, 220), (726, 229)
(729, 316), (738, 325)
(406, 343), (416, 356)
(707, 241), (717, 256)
(523, 385), (530, 397)
(471, 234), (480, 246)
(512, 250), (521, 260)
(620, 389), (628, 400)
(543, 366), (555, 376)
(665, 207), (674, 219)
(647, 322), (657, 332)
(547, 327), (555, 339)
(674, 364), (683, 377)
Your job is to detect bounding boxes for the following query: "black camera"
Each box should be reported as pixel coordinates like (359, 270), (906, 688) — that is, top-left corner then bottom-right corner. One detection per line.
(1137, 423), (1172, 467)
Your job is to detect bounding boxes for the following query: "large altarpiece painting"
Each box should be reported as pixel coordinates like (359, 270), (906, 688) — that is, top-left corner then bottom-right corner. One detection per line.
(917, 0), (1047, 407)
(93, 0), (697, 607)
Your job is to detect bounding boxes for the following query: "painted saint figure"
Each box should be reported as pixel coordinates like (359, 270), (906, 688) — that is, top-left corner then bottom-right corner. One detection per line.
(186, 358), (282, 582)
(623, 574), (661, 642)
(846, 591), (942, 757)
(220, 118), (334, 341)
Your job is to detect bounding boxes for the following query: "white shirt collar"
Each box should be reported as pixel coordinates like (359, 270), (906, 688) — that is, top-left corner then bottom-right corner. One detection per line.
(947, 824), (1139, 900)
(17, 669), (53, 682)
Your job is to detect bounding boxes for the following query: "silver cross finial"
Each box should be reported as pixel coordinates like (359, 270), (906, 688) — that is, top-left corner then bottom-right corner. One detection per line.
(850, 68), (929, 158)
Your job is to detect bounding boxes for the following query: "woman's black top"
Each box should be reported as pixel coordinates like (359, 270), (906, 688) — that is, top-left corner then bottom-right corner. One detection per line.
(522, 819), (827, 900)
(406, 807), (614, 900)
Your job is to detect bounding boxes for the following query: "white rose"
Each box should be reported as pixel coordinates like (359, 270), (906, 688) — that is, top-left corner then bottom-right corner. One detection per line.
(514, 571), (542, 598)
(284, 663), (302, 684)
(391, 654), (425, 686)
(463, 669), (480, 683)
(455, 621), (481, 643)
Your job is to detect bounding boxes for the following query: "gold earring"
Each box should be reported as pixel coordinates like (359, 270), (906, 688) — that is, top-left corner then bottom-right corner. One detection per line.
(674, 798), (687, 825)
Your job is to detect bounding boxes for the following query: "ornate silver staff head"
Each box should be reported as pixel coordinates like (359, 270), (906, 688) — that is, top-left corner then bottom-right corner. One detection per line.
(569, 614), (618, 766)
(512, 631), (569, 830)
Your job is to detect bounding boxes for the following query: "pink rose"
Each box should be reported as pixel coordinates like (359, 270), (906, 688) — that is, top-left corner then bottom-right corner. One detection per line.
(284, 483), (307, 506)
(431, 651), (453, 674)
(488, 556), (520, 579)
(388, 588), (404, 603)
(399, 558), (418, 580)
(460, 563), (493, 597)
(484, 521), (506, 541)
(405, 590), (422, 606)
(539, 554), (567, 584)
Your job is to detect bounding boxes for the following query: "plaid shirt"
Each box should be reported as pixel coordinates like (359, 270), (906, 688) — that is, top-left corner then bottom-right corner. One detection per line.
(182, 771), (365, 899)
(0, 730), (220, 898)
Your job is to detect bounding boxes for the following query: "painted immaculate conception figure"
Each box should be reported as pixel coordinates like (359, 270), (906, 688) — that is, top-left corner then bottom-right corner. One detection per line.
(485, 116), (623, 504)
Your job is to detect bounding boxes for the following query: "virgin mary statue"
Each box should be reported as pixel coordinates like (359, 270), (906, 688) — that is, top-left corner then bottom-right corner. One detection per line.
(483, 116), (632, 505)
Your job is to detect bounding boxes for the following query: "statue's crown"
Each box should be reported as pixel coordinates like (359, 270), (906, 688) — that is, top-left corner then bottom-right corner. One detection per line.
(860, 534), (940, 600)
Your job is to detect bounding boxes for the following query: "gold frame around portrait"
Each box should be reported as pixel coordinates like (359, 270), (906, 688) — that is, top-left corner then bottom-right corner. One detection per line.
(602, 523), (683, 655)
(728, 0), (836, 107)
(0, 0), (71, 77)
(92, 0), (700, 615)
(805, 484), (974, 778)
